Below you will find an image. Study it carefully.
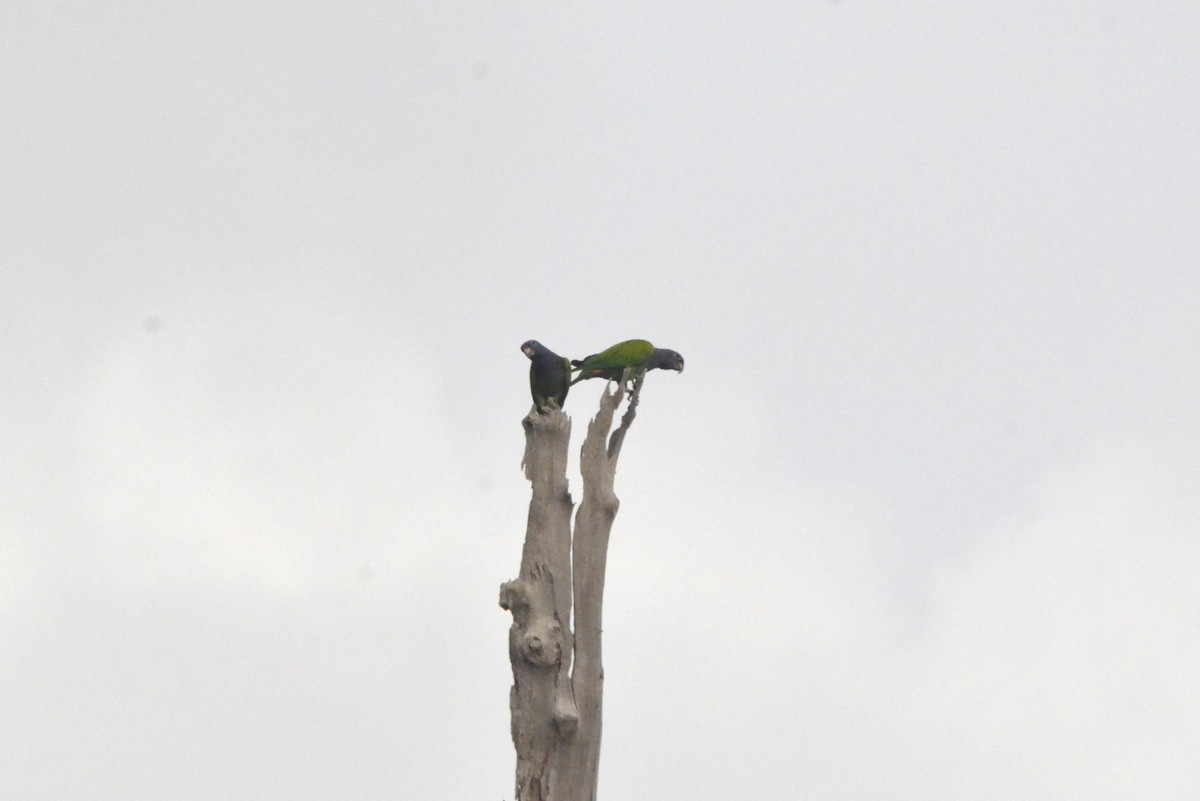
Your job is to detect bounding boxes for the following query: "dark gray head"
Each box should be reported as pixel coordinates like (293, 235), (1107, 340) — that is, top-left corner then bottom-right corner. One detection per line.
(521, 340), (544, 360)
(649, 348), (684, 372)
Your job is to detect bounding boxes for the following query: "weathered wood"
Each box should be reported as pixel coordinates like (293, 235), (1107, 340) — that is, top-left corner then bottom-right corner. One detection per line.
(557, 372), (641, 800)
(501, 375), (644, 801)
(501, 406), (576, 800)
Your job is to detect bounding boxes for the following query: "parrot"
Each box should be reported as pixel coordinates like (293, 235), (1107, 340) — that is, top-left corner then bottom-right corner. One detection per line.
(570, 339), (685, 385)
(521, 340), (572, 413)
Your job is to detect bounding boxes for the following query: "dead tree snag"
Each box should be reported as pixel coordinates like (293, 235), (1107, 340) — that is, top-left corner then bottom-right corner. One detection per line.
(501, 372), (644, 801)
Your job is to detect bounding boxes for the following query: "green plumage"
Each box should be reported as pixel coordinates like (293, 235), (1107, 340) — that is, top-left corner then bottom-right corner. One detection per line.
(521, 340), (571, 413)
(570, 339), (685, 385)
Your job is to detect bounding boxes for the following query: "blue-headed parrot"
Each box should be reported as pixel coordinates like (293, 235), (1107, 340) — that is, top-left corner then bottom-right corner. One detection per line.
(521, 340), (572, 413)
(570, 339), (685, 385)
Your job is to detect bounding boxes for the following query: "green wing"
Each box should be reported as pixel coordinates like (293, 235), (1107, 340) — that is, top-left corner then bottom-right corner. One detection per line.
(571, 339), (655, 382)
(571, 340), (655, 385)
(531, 356), (571, 412)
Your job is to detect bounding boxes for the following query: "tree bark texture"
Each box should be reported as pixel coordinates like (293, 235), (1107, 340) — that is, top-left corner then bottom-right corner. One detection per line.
(500, 374), (643, 801)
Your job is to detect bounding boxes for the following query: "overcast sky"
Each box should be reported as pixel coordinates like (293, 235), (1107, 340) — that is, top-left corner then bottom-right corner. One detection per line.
(3, 2), (1198, 799)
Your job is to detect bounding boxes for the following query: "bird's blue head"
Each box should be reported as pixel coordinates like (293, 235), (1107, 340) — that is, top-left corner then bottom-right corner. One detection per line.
(650, 348), (685, 372)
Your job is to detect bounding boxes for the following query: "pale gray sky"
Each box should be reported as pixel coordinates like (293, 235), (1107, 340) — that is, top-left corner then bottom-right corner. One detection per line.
(3, 3), (1198, 799)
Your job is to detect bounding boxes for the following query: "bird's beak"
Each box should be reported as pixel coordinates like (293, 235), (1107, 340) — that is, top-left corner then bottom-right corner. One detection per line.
(522, 346), (533, 356)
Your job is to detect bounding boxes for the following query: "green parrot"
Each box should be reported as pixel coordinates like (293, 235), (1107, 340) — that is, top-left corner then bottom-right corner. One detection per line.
(521, 340), (572, 413)
(570, 339), (685, 385)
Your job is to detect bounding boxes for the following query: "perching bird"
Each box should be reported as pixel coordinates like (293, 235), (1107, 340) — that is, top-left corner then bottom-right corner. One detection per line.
(570, 339), (685, 385)
(521, 340), (572, 413)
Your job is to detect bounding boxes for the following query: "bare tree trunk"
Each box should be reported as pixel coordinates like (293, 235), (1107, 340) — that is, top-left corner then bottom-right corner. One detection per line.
(500, 374), (643, 801)
(499, 407), (577, 801)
